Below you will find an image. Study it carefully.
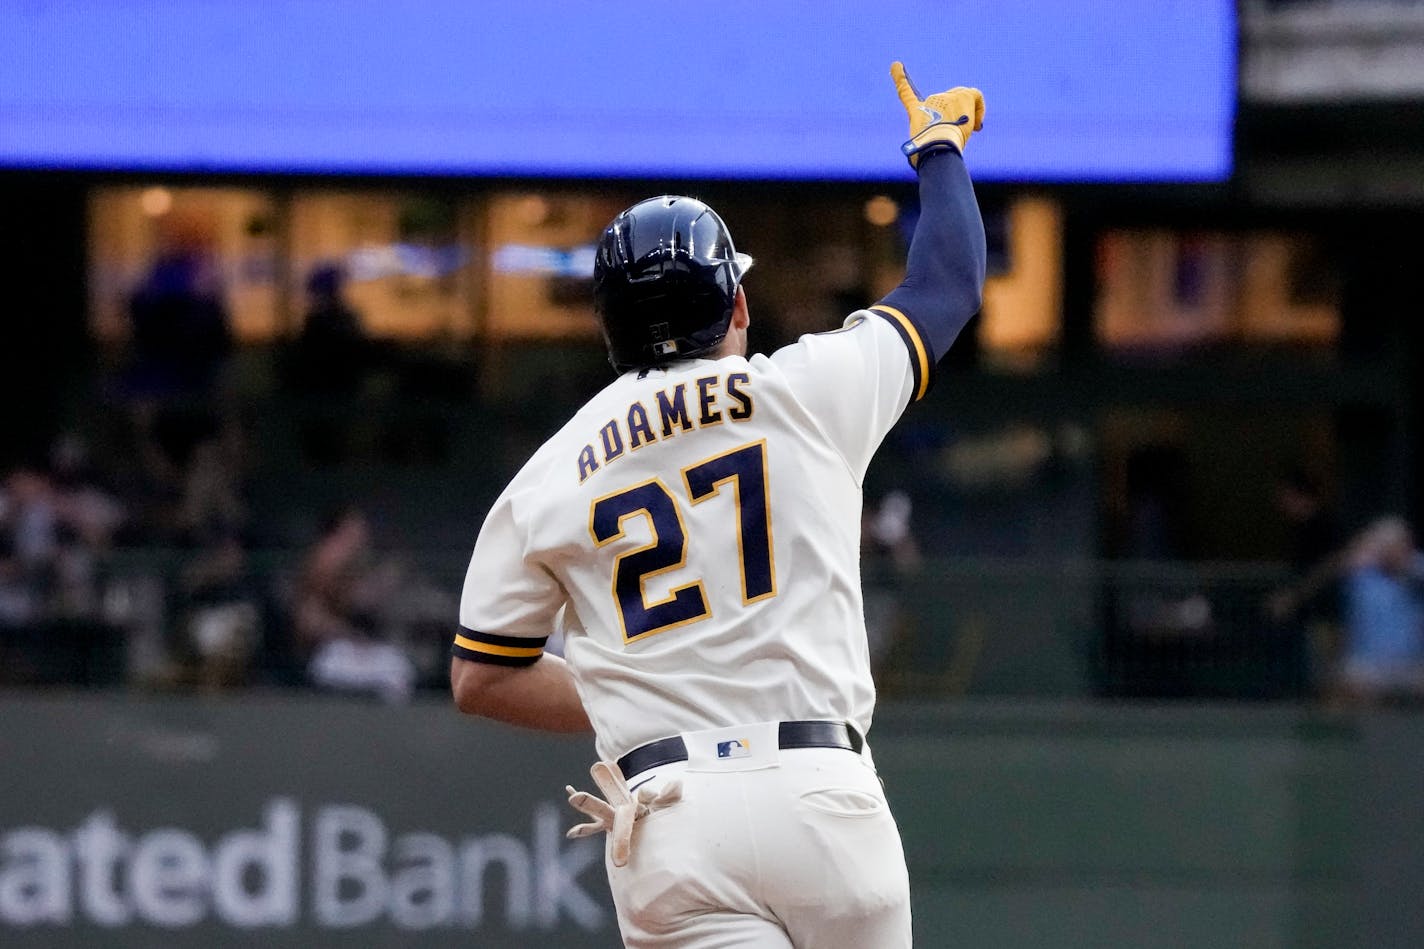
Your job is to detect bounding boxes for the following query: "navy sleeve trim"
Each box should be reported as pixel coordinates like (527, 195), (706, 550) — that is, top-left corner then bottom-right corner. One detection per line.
(868, 304), (932, 402)
(451, 626), (547, 666)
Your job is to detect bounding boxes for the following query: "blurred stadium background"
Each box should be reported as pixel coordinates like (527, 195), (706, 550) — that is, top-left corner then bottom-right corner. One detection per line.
(2, 1), (1424, 946)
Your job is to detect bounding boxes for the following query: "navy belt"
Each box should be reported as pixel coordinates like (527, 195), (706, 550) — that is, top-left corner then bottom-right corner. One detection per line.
(617, 720), (865, 781)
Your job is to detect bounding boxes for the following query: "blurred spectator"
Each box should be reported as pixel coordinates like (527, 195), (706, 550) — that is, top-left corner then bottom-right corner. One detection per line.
(0, 457), (123, 621)
(49, 434), (119, 529)
(292, 263), (371, 397)
(4, 468), (58, 575)
(1266, 467), (1343, 624)
(1100, 445), (1216, 697)
(126, 406), (216, 532)
(1335, 517), (1424, 704)
(861, 490), (923, 670)
(1120, 445), (1190, 561)
(0, 469), (52, 626)
(0, 457), (127, 685)
(287, 263), (374, 465)
(174, 528), (260, 689)
(291, 507), (415, 701)
(126, 249), (232, 401)
(1259, 468), (1343, 697)
(175, 431), (248, 542)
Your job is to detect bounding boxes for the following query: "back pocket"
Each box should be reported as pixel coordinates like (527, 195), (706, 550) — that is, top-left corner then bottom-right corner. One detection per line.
(797, 787), (884, 818)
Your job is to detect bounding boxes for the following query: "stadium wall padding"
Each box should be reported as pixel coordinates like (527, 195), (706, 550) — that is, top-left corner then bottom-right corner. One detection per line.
(0, 695), (1395, 948)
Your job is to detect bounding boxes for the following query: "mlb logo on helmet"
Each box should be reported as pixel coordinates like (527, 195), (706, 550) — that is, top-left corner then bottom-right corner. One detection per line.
(716, 739), (751, 759)
(650, 322), (678, 356)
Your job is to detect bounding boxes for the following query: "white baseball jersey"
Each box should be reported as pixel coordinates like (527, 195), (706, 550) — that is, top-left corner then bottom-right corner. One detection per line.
(456, 308), (927, 762)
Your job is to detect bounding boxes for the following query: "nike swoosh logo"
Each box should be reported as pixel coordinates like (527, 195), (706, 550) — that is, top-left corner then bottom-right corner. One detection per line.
(918, 105), (942, 123)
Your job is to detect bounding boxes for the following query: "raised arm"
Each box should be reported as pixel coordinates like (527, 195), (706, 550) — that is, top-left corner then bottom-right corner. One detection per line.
(876, 150), (986, 363)
(869, 64), (987, 398)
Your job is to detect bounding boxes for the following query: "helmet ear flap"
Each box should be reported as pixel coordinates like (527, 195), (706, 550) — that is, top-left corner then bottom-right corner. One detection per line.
(594, 196), (748, 372)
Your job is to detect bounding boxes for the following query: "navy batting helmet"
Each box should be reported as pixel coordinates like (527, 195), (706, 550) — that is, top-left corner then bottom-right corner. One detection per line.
(594, 196), (753, 372)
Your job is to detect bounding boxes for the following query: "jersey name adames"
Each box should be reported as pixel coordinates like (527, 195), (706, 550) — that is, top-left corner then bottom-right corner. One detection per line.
(576, 371), (754, 483)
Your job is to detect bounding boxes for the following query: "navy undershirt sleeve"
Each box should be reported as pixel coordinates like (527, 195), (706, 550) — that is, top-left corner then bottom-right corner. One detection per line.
(873, 149), (986, 388)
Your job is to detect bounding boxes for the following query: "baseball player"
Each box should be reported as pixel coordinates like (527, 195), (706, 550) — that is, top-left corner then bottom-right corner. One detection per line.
(452, 63), (986, 948)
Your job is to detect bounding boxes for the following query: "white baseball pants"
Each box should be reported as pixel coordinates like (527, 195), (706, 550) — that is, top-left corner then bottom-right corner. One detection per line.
(605, 722), (912, 948)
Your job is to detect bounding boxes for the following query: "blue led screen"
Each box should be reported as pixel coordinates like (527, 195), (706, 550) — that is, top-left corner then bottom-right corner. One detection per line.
(0, 1), (1235, 182)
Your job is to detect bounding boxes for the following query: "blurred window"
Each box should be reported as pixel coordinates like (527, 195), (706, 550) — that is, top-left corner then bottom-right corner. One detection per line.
(481, 192), (620, 341)
(89, 185), (1069, 376)
(89, 186), (281, 343)
(1094, 229), (1341, 352)
(978, 196), (1063, 366)
(288, 192), (474, 340)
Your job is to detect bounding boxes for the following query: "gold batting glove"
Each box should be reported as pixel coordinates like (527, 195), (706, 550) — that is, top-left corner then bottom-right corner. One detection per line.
(891, 61), (985, 168)
(564, 761), (682, 868)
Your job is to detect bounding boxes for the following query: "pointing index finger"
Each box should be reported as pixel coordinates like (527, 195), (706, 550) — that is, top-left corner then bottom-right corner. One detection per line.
(890, 61), (921, 109)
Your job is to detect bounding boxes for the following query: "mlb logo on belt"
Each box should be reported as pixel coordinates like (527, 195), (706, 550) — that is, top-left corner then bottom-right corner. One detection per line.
(716, 739), (751, 759)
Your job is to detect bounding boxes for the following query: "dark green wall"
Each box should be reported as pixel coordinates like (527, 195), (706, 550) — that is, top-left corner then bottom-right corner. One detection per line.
(0, 695), (1391, 948)
(873, 703), (1358, 948)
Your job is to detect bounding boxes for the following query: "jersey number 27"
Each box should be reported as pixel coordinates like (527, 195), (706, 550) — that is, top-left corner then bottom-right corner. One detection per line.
(589, 440), (776, 643)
